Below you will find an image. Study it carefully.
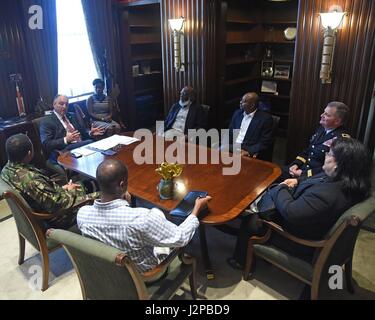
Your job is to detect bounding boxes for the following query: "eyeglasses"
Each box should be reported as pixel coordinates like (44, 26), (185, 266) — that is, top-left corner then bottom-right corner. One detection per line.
(240, 101), (256, 107)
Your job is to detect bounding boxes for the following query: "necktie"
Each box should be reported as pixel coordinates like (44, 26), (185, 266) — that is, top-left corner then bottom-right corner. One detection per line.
(62, 116), (81, 141)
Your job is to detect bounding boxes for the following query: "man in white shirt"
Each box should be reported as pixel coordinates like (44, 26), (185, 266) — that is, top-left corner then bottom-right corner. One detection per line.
(77, 159), (212, 273)
(163, 86), (205, 140)
(226, 92), (273, 159)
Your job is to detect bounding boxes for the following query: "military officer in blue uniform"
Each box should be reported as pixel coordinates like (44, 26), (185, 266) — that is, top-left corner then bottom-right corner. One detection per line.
(282, 101), (350, 180)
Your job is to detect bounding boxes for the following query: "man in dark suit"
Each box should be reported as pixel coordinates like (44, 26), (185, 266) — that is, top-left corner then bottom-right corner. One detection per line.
(40, 95), (104, 164)
(283, 101), (350, 180)
(163, 86), (205, 139)
(225, 92), (273, 159)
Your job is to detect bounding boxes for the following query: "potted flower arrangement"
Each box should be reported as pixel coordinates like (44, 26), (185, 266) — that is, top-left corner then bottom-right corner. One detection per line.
(155, 162), (183, 199)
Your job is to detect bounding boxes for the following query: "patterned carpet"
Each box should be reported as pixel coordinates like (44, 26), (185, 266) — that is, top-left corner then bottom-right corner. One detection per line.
(0, 198), (373, 299)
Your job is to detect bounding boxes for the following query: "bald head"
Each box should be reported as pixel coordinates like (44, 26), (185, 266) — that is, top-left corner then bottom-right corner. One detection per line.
(53, 94), (69, 117)
(240, 92), (259, 114)
(96, 159), (128, 195)
(180, 86), (196, 103)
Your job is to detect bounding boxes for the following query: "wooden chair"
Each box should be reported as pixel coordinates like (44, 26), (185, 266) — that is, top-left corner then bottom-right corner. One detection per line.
(257, 115), (280, 161)
(243, 167), (375, 299)
(46, 228), (198, 300)
(0, 178), (92, 291)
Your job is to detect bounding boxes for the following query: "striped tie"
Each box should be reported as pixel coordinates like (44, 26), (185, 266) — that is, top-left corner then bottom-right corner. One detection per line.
(62, 116), (81, 142)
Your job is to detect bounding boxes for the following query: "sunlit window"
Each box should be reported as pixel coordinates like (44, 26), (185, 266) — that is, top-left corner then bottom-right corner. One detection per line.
(56, 0), (98, 101)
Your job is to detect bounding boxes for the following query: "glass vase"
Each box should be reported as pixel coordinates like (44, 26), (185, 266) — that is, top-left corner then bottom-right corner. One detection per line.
(157, 179), (174, 200)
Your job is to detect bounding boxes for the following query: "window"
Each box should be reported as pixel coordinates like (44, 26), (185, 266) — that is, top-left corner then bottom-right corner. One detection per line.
(56, 0), (98, 101)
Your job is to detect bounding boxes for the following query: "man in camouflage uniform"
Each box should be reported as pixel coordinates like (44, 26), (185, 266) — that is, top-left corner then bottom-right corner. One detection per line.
(280, 101), (350, 181)
(1, 134), (99, 228)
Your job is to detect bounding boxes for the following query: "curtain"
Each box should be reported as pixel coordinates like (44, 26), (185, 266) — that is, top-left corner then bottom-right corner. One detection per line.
(81, 0), (125, 128)
(0, 1), (39, 118)
(81, 0), (118, 83)
(21, 0), (58, 107)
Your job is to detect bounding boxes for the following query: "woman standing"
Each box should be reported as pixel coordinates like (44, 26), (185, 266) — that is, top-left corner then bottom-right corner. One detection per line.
(87, 79), (121, 136)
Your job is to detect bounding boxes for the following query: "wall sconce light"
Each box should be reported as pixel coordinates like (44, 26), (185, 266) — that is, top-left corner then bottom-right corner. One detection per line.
(319, 6), (346, 84)
(168, 17), (185, 72)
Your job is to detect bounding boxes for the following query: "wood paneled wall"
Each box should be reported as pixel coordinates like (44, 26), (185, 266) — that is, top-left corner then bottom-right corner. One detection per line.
(116, 0), (374, 155)
(288, 0), (375, 160)
(0, 1), (38, 118)
(160, 0), (218, 115)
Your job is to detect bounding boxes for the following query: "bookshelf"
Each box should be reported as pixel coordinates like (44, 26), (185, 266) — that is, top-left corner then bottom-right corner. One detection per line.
(219, 0), (298, 136)
(119, 1), (164, 130)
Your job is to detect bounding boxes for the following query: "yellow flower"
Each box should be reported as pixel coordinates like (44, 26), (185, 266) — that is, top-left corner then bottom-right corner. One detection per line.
(155, 162), (183, 180)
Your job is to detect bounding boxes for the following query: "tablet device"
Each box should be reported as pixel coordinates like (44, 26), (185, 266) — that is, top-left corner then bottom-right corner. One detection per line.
(170, 191), (208, 218)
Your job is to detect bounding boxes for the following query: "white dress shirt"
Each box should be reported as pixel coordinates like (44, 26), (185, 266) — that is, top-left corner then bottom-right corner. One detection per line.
(172, 103), (190, 133)
(236, 110), (257, 144)
(54, 110), (72, 145)
(54, 110), (68, 130)
(54, 110), (85, 144)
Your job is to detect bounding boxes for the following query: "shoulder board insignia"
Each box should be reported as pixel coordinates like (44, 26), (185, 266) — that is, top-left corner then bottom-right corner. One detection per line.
(296, 156), (307, 164)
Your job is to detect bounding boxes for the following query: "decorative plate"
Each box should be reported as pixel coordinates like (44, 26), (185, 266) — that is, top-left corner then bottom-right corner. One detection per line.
(283, 27), (297, 41)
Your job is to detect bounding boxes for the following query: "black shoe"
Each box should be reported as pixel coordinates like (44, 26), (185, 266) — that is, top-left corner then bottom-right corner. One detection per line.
(226, 257), (244, 270)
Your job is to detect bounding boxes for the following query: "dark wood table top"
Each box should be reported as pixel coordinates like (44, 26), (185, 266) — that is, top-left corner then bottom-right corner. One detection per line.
(58, 135), (281, 225)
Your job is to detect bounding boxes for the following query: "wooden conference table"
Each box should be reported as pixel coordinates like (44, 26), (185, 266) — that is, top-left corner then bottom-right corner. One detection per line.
(58, 134), (281, 278)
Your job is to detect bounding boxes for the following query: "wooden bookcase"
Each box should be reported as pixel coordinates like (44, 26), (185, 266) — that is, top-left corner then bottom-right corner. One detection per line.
(118, 0), (164, 130)
(219, 0), (298, 136)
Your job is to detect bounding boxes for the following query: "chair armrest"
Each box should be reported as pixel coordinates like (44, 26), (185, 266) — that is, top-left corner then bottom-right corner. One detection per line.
(260, 219), (327, 248)
(32, 198), (95, 220)
(141, 247), (184, 282)
(248, 228), (272, 245)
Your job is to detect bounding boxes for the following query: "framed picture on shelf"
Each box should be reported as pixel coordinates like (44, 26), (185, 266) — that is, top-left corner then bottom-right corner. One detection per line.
(141, 61), (151, 75)
(261, 61), (274, 78)
(261, 80), (277, 94)
(132, 64), (139, 77)
(274, 65), (290, 79)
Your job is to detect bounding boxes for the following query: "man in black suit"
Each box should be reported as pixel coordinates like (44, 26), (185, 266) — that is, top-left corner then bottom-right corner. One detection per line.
(40, 95), (105, 164)
(163, 86), (205, 139)
(225, 92), (273, 159)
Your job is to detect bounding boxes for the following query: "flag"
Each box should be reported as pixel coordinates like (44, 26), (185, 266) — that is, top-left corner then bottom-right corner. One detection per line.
(15, 84), (26, 116)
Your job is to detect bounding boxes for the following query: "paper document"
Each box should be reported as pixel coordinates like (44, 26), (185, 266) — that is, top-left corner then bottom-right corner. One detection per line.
(84, 135), (140, 151)
(71, 146), (96, 156)
(113, 135), (140, 145)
